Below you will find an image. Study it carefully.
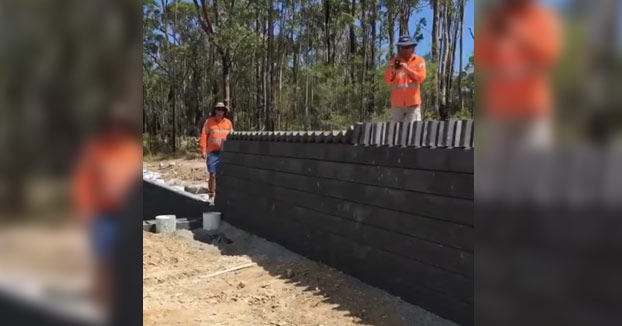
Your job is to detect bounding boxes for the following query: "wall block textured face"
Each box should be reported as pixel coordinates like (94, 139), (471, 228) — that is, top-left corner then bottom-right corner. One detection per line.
(228, 120), (474, 149)
(217, 121), (474, 325)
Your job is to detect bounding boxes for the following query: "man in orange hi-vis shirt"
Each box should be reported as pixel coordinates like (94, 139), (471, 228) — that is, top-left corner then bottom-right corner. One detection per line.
(477, 0), (562, 148)
(384, 35), (426, 122)
(72, 110), (142, 317)
(200, 102), (233, 200)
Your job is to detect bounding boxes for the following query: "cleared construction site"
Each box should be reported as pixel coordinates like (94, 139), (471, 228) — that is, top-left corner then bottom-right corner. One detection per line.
(143, 120), (474, 326)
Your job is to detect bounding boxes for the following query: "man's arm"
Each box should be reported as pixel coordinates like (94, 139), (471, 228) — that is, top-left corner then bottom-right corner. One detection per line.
(403, 58), (426, 84)
(71, 144), (95, 222)
(199, 121), (209, 158)
(384, 60), (398, 85)
(511, 10), (561, 66)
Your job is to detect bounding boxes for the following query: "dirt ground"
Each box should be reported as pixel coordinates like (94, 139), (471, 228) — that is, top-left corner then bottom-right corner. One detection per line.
(143, 222), (457, 326)
(143, 157), (206, 186)
(0, 224), (103, 324)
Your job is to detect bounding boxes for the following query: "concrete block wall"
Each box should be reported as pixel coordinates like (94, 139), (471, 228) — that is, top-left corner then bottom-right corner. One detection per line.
(143, 179), (214, 221)
(228, 120), (474, 148)
(216, 122), (474, 325)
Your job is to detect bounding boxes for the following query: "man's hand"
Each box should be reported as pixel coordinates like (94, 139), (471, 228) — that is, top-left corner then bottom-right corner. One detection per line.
(401, 65), (416, 76)
(202, 152), (207, 159)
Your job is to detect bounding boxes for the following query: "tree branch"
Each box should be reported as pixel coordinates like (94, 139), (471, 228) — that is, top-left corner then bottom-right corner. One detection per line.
(192, 0), (225, 54)
(469, 27), (474, 40)
(243, 0), (252, 12)
(230, 0), (236, 14)
(192, 0), (215, 35)
(192, 0), (211, 33)
(212, 0), (220, 28)
(147, 51), (171, 76)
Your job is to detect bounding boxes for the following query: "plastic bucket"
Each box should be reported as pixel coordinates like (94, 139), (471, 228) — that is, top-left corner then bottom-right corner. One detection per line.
(202, 212), (221, 231)
(155, 215), (176, 234)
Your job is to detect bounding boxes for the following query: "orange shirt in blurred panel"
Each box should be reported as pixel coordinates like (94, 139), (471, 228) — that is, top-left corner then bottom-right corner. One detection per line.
(72, 134), (142, 221)
(476, 1), (562, 118)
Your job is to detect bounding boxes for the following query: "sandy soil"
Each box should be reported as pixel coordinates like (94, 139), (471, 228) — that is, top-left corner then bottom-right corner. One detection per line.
(143, 222), (457, 326)
(0, 224), (103, 324)
(144, 158), (206, 187)
(0, 224), (92, 294)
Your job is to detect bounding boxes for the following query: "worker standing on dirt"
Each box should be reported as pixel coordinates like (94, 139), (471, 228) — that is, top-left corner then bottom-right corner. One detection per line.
(71, 108), (142, 320)
(384, 35), (426, 122)
(200, 102), (233, 201)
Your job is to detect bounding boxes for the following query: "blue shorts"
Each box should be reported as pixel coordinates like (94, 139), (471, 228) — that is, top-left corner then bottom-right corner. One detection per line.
(206, 151), (221, 173)
(89, 215), (122, 261)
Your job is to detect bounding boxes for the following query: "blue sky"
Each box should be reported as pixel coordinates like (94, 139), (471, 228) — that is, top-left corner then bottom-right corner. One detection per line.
(398, 0), (475, 71)
(400, 0), (567, 71)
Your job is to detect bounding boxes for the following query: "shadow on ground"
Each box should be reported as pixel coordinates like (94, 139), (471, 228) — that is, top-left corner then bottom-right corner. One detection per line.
(190, 223), (456, 326)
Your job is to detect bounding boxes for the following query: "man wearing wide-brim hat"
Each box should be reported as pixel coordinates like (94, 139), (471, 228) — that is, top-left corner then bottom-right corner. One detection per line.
(384, 35), (426, 122)
(199, 102), (233, 201)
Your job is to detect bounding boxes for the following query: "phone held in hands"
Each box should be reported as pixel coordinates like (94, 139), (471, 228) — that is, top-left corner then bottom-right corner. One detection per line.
(394, 60), (402, 70)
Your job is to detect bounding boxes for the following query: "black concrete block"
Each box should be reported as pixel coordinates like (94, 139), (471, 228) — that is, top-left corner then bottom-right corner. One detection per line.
(462, 120), (473, 148)
(371, 122), (383, 146)
(421, 121), (430, 147)
(445, 120), (456, 148)
(453, 121), (463, 148)
(220, 152), (473, 199)
(410, 121), (423, 147)
(219, 164), (473, 225)
(428, 120), (439, 148)
(143, 180), (213, 221)
(223, 141), (474, 174)
(397, 122), (410, 147)
(221, 188), (473, 277)
(362, 123), (372, 145)
(218, 172), (473, 248)
(437, 121), (447, 147)
(387, 122), (398, 146)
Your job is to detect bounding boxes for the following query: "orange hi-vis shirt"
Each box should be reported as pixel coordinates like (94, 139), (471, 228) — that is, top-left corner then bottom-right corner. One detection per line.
(384, 54), (426, 108)
(476, 2), (562, 118)
(200, 117), (233, 155)
(72, 136), (142, 221)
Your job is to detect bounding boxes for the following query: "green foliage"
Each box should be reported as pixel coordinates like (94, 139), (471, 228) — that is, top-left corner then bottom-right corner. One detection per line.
(414, 18), (427, 43)
(143, 0), (474, 154)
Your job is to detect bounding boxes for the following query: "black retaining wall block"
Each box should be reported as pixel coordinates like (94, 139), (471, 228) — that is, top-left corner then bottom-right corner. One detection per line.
(218, 163), (473, 225)
(217, 185), (473, 278)
(143, 179), (214, 220)
(224, 141), (473, 173)
(217, 173), (473, 250)
(220, 152), (473, 199)
(228, 120), (475, 149)
(216, 134), (474, 325)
